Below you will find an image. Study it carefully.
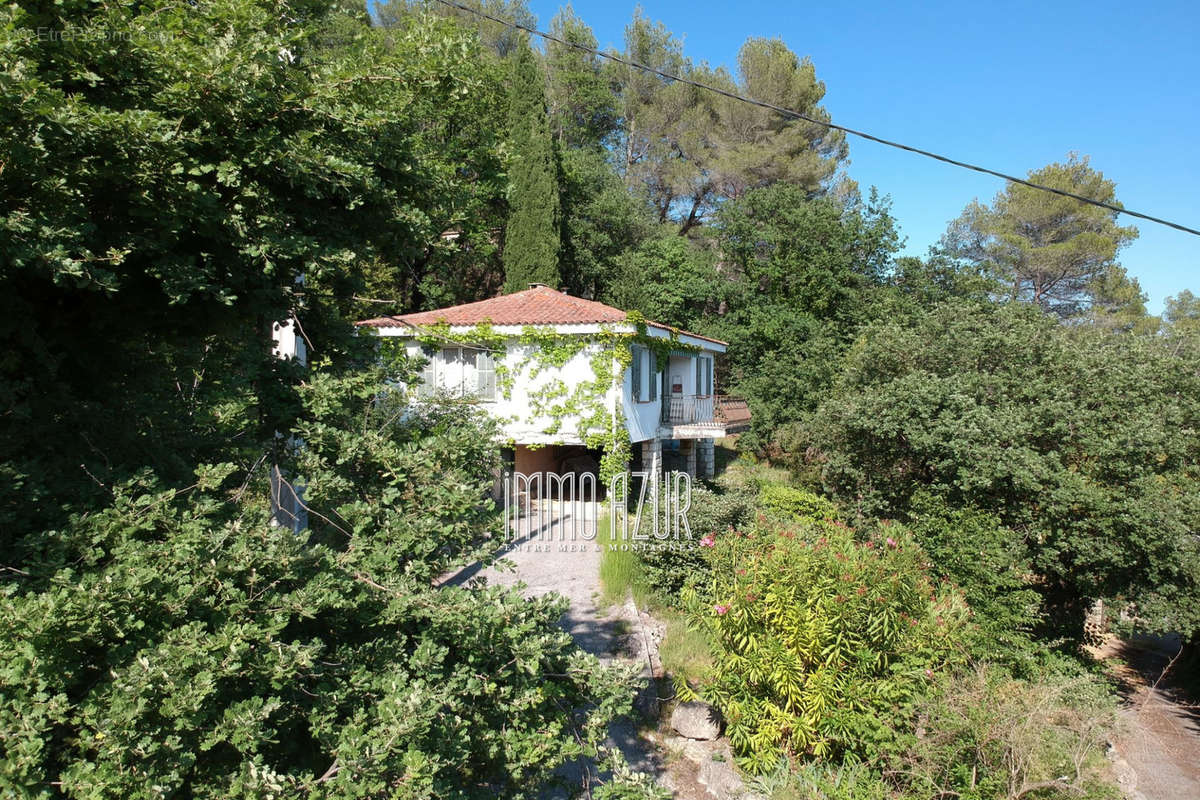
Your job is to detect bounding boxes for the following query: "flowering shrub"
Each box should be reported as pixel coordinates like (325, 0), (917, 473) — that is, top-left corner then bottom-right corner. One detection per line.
(681, 520), (970, 773)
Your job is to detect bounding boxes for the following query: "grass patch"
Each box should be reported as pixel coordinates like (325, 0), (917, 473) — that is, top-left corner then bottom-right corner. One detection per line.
(656, 607), (713, 684)
(716, 451), (793, 492)
(595, 515), (713, 689)
(597, 513), (653, 607)
(712, 436), (741, 477)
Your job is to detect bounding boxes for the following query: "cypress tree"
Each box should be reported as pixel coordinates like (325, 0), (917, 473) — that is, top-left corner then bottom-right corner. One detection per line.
(503, 39), (562, 292)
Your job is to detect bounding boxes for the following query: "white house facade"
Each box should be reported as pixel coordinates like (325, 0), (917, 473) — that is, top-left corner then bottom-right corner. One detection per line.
(356, 285), (749, 481)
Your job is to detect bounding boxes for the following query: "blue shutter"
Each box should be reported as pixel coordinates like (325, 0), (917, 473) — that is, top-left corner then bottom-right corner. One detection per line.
(695, 356), (702, 396)
(649, 352), (657, 401)
(631, 347), (642, 400)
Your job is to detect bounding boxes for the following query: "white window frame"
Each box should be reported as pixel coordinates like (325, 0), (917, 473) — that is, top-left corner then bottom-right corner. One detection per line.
(418, 345), (497, 401)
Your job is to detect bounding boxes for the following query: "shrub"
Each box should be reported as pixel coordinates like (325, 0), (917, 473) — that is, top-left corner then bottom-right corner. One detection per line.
(889, 665), (1119, 800)
(802, 301), (1200, 639)
(638, 485), (755, 600)
(0, 370), (637, 797)
(750, 761), (891, 800)
(904, 492), (1045, 669)
(757, 485), (839, 523)
(682, 520), (969, 773)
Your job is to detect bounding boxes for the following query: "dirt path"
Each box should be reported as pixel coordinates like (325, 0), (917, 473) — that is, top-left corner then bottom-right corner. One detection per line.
(442, 503), (670, 793)
(442, 502), (744, 799)
(1094, 636), (1200, 800)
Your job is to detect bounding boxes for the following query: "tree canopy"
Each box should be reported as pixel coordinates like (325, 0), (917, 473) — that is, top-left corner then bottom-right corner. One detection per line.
(501, 38), (562, 292)
(942, 155), (1139, 316)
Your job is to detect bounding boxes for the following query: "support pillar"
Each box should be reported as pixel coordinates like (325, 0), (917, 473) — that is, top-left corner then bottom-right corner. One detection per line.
(641, 438), (662, 479)
(698, 438), (715, 479)
(681, 440), (697, 477)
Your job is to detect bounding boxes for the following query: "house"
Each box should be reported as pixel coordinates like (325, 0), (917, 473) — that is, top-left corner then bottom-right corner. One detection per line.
(355, 285), (749, 482)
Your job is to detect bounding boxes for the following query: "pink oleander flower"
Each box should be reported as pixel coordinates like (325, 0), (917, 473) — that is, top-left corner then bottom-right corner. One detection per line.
(886, 537), (897, 548)
(714, 604), (730, 615)
(699, 534), (716, 548)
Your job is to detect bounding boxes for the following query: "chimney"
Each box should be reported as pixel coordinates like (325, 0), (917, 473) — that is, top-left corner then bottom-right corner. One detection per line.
(529, 283), (549, 290)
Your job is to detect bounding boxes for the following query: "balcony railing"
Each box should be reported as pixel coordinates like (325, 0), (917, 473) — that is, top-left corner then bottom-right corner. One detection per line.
(662, 394), (714, 424)
(661, 394), (750, 429)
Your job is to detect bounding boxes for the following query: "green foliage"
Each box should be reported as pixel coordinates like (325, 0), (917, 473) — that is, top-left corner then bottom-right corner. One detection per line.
(0, 0), (500, 533)
(750, 761), (891, 800)
(1163, 289), (1200, 345)
(559, 148), (653, 301)
(604, 231), (722, 332)
(292, 361), (502, 583)
(803, 300), (1200, 638)
(711, 186), (899, 447)
(1085, 264), (1158, 334)
(750, 666), (1118, 800)
(0, 368), (638, 797)
(503, 39), (561, 292)
(683, 521), (970, 772)
(638, 485), (756, 598)
(613, 14), (847, 234)
(942, 154), (1138, 317)
(758, 485), (839, 523)
(903, 493), (1044, 668)
(592, 758), (672, 800)
(890, 666), (1118, 800)
(381, 0), (537, 59)
(544, 6), (620, 149)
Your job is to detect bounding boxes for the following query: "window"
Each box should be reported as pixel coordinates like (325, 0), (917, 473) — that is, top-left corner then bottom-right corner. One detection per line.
(475, 350), (496, 400)
(418, 346), (437, 398)
(695, 355), (713, 395)
(417, 345), (496, 401)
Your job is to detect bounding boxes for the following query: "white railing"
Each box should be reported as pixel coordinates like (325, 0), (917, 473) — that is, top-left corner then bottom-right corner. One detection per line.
(661, 395), (751, 430)
(663, 394), (716, 425)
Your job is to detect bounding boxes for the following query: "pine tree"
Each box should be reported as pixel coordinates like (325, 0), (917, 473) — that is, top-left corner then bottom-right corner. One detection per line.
(941, 154), (1138, 316)
(503, 39), (562, 292)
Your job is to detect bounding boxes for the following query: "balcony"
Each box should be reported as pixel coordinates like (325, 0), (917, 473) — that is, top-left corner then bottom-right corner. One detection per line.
(659, 394), (751, 437)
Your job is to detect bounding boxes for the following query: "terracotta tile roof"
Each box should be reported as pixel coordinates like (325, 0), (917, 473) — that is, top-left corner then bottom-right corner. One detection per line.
(355, 285), (727, 345)
(356, 286), (625, 327)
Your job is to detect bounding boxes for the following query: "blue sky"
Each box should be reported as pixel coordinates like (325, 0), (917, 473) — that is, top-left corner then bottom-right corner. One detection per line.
(528, 0), (1199, 313)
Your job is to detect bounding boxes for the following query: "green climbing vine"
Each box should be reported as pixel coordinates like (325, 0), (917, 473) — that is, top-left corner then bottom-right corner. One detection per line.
(392, 316), (702, 483)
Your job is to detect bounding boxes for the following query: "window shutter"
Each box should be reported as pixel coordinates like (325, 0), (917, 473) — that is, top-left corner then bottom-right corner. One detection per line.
(706, 358), (713, 395)
(695, 357), (702, 396)
(632, 347), (642, 400)
(649, 352), (657, 401)
(476, 350), (496, 401)
(419, 346), (437, 397)
(441, 347), (460, 395)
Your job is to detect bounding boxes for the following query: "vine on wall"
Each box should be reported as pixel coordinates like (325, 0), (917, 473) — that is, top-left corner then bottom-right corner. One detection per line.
(391, 316), (701, 483)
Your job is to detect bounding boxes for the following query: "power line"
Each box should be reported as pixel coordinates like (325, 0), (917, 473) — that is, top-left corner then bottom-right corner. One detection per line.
(428, 0), (1200, 239)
